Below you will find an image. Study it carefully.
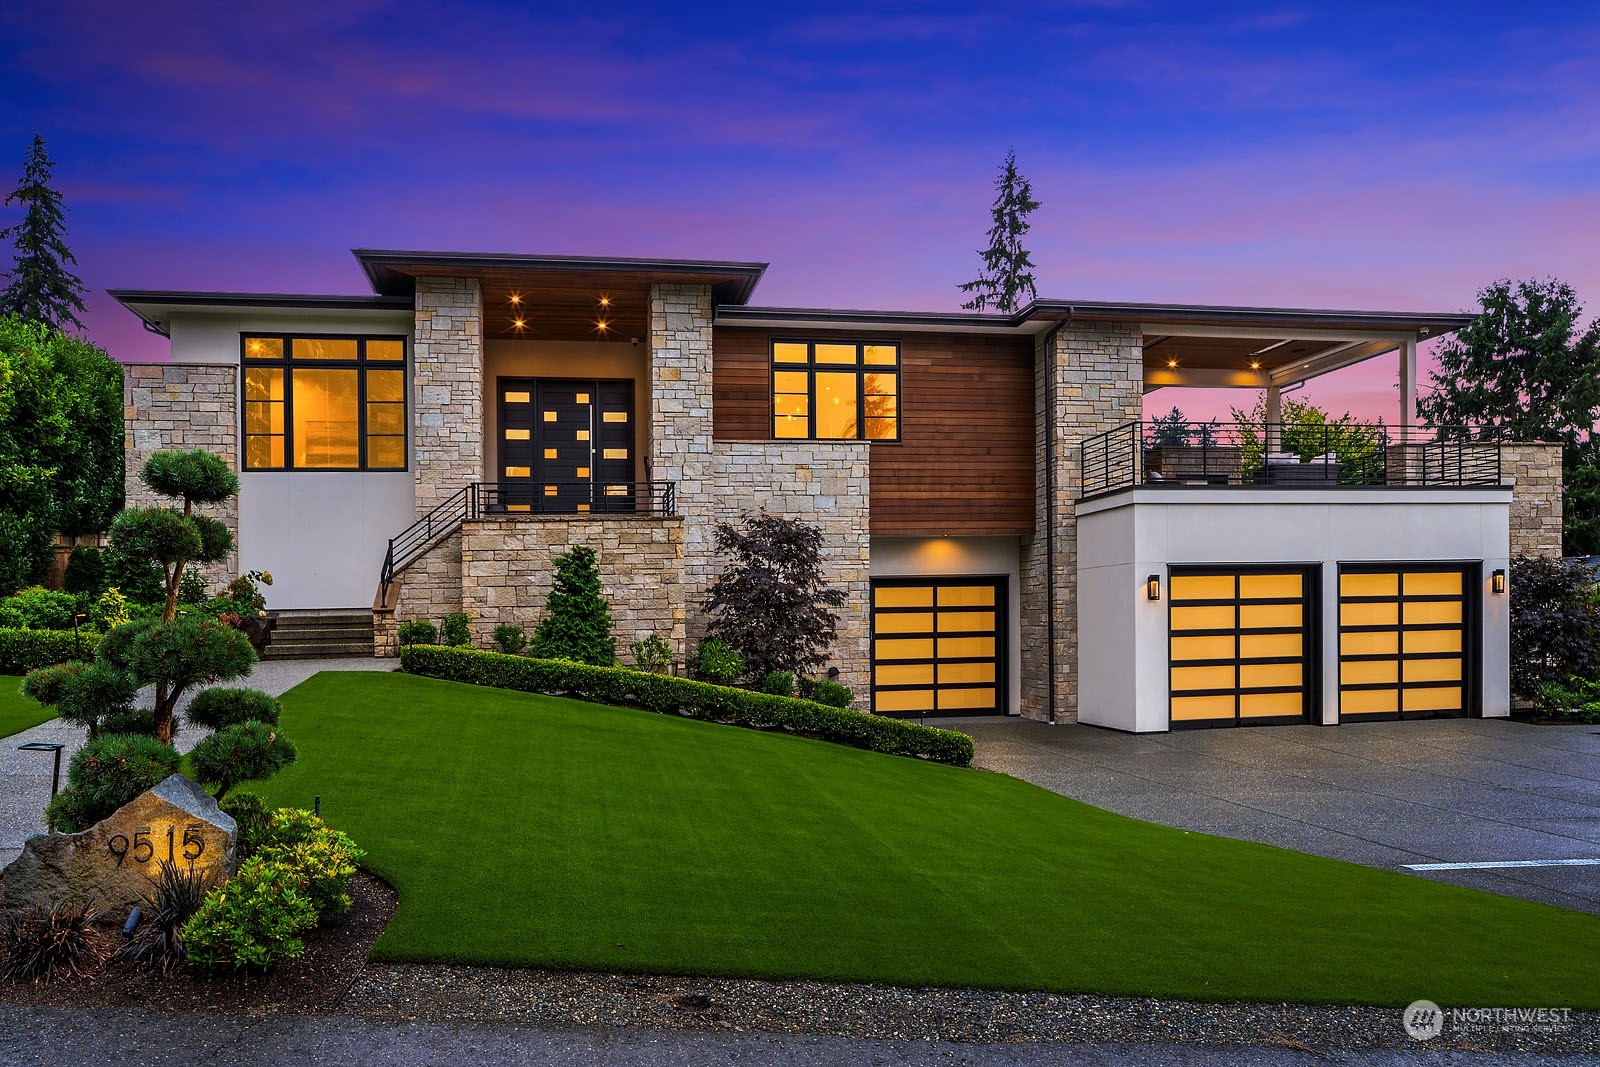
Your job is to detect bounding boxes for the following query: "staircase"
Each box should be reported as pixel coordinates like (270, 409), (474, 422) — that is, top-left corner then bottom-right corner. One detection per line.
(261, 609), (375, 659)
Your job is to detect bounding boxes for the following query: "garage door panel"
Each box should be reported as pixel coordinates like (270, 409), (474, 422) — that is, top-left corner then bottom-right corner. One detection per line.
(1339, 566), (1470, 720)
(1169, 567), (1312, 727)
(872, 578), (1005, 716)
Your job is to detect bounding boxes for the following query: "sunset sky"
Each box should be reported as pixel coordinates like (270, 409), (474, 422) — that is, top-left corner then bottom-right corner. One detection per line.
(3, 1), (1597, 422)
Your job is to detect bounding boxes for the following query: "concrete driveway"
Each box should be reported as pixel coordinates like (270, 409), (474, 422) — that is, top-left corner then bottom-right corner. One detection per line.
(948, 715), (1600, 914)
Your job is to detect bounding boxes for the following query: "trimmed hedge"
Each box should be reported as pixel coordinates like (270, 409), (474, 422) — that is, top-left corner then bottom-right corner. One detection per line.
(0, 627), (102, 674)
(400, 644), (974, 767)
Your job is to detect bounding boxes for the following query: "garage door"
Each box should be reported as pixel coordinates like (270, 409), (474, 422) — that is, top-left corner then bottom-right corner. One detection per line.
(1168, 568), (1313, 728)
(1339, 566), (1470, 719)
(871, 579), (1005, 715)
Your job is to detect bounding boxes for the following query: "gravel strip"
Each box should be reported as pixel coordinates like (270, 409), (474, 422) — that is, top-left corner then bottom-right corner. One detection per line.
(342, 964), (1600, 1054)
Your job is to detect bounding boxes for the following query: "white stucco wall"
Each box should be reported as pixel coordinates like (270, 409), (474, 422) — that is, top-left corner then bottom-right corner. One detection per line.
(1077, 488), (1512, 733)
(156, 307), (418, 609)
(870, 536), (1024, 716)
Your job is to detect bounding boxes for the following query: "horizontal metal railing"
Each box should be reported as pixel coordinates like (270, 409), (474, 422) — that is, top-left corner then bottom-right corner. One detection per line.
(1079, 422), (1507, 499)
(379, 480), (676, 602)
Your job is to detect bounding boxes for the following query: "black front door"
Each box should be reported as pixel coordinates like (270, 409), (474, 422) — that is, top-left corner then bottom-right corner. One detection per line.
(497, 378), (634, 512)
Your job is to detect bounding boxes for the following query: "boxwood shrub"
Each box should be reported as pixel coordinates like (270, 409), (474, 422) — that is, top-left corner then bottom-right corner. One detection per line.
(0, 628), (102, 674)
(400, 644), (974, 767)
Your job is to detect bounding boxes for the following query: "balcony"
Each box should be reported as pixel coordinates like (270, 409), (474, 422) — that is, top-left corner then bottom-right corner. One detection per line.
(1079, 422), (1507, 499)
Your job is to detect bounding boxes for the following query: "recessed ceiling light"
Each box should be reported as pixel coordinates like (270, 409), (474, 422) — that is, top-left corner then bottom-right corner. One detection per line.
(512, 317), (526, 329)
(598, 295), (611, 308)
(1166, 358), (1177, 368)
(509, 294), (522, 305)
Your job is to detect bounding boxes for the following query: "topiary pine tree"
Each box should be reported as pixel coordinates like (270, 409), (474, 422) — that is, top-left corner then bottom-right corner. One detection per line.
(110, 449), (239, 622)
(530, 545), (616, 665)
(1, 134), (87, 332)
(959, 149), (1041, 314)
(702, 511), (846, 680)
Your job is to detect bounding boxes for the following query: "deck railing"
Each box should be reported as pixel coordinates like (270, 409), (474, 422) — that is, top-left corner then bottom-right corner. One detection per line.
(379, 480), (676, 602)
(1079, 422), (1506, 499)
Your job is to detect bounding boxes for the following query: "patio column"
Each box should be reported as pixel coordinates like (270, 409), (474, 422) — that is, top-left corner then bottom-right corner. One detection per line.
(1399, 337), (1417, 438)
(1264, 382), (1281, 453)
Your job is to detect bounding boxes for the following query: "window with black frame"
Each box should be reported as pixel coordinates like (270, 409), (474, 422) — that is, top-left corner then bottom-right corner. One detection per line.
(770, 340), (899, 441)
(242, 335), (406, 470)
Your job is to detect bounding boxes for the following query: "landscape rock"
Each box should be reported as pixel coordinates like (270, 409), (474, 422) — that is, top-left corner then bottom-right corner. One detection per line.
(0, 774), (236, 917)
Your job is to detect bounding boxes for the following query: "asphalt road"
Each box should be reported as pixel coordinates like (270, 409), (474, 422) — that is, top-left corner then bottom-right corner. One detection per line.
(1, 1005), (1592, 1067)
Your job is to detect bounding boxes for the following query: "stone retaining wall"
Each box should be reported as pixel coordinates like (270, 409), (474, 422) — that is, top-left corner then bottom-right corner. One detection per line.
(1502, 442), (1563, 559)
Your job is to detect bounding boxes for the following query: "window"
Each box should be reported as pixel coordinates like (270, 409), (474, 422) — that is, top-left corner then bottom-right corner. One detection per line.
(242, 335), (406, 470)
(771, 340), (899, 441)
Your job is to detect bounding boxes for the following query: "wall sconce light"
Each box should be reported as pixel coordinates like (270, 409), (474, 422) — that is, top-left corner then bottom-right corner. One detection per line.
(1491, 569), (1506, 594)
(1146, 574), (1161, 601)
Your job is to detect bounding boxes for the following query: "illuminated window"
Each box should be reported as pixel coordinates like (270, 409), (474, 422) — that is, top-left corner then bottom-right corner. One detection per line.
(241, 335), (407, 470)
(770, 340), (900, 441)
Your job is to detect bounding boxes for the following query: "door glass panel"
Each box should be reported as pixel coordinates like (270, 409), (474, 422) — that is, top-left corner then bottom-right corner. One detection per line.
(1239, 603), (1301, 629)
(1171, 665), (1235, 690)
(1341, 631), (1398, 656)
(938, 636), (995, 658)
(1341, 572), (1398, 597)
(938, 688), (996, 710)
(1172, 634), (1236, 661)
(1171, 695), (1236, 721)
(603, 411), (629, 422)
(1240, 663), (1302, 689)
(938, 662), (995, 684)
(1171, 605), (1233, 631)
(1239, 573), (1301, 599)
(1341, 601), (1399, 627)
(936, 585), (995, 607)
(1403, 629), (1461, 654)
(876, 664), (934, 686)
(1403, 686), (1462, 712)
(875, 689), (935, 712)
(1170, 574), (1234, 600)
(505, 466), (531, 478)
(1406, 657), (1462, 683)
(504, 391), (530, 403)
(1405, 600), (1462, 625)
(936, 611), (994, 633)
(506, 429), (531, 440)
(876, 637), (934, 659)
(1343, 688), (1400, 714)
(875, 612), (934, 634)
(1343, 659), (1398, 685)
(1404, 571), (1462, 596)
(1239, 632), (1301, 658)
(876, 586), (934, 608)
(1240, 692), (1301, 717)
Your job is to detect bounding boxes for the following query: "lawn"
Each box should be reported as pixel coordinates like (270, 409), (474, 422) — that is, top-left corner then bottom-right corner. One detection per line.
(0, 675), (53, 739)
(259, 671), (1600, 1008)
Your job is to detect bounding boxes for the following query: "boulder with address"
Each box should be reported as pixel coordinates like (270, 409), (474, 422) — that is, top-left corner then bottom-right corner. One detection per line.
(1, 774), (236, 916)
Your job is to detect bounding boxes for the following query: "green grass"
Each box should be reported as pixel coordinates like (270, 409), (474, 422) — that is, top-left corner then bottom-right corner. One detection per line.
(258, 671), (1600, 1007)
(0, 675), (54, 739)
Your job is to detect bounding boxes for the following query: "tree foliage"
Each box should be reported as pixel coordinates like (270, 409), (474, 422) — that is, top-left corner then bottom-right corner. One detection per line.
(0, 135), (86, 332)
(1419, 278), (1600, 554)
(0, 316), (124, 592)
(959, 149), (1041, 314)
(530, 545), (616, 665)
(703, 512), (846, 679)
(1230, 394), (1384, 484)
(109, 449), (238, 621)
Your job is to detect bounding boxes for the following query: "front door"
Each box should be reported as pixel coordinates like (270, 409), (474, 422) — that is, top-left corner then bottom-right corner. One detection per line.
(497, 378), (634, 513)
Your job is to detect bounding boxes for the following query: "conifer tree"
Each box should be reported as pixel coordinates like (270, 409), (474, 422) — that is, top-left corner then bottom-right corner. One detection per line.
(1, 134), (88, 332)
(530, 545), (617, 665)
(959, 149), (1041, 314)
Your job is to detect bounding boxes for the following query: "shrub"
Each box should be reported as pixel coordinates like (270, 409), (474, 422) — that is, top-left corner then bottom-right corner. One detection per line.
(630, 634), (673, 674)
(121, 860), (213, 975)
(105, 549), (164, 606)
(189, 721), (298, 800)
(91, 587), (130, 631)
(760, 670), (795, 697)
(1532, 677), (1600, 723)
(185, 687), (282, 730)
(401, 644), (974, 767)
(492, 623), (528, 655)
(177, 568), (208, 606)
(0, 586), (77, 630)
(45, 733), (181, 832)
(1509, 556), (1600, 701)
(397, 619), (437, 645)
(109, 615), (257, 746)
(1, 900), (110, 982)
(257, 809), (365, 915)
(703, 512), (845, 678)
(99, 707), (156, 735)
(692, 637), (744, 685)
(62, 546), (106, 597)
(181, 855), (317, 969)
(224, 570), (272, 616)
(441, 612), (472, 647)
(801, 678), (854, 709)
(529, 545), (616, 665)
(220, 791), (270, 860)
(0, 627), (101, 672)
(22, 658), (137, 738)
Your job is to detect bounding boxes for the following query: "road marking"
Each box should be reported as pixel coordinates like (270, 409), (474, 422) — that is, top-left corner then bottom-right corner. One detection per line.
(1404, 858), (1600, 871)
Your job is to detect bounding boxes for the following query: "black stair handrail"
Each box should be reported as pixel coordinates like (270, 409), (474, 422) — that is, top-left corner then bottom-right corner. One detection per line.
(378, 480), (677, 604)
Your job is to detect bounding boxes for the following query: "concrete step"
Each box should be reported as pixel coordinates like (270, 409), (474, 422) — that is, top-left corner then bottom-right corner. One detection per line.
(262, 640), (375, 659)
(269, 626), (375, 642)
(263, 609), (374, 659)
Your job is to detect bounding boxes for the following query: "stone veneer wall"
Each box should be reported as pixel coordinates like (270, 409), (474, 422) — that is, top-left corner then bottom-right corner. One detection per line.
(124, 363), (240, 588)
(389, 530), (463, 650)
(412, 277), (483, 515)
(1502, 442), (1564, 559)
(704, 443), (873, 698)
(460, 517), (686, 658)
(1019, 323), (1144, 723)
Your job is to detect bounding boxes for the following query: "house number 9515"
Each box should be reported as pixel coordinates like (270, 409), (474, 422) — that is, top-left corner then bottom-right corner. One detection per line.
(107, 823), (206, 866)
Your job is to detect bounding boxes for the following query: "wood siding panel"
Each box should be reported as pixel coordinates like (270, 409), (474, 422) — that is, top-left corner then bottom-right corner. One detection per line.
(713, 327), (1035, 536)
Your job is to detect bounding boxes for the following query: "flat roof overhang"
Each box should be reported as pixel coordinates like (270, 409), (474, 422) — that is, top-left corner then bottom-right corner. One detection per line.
(108, 290), (415, 337)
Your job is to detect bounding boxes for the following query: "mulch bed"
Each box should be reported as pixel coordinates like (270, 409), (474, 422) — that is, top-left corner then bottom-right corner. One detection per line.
(0, 870), (395, 1014)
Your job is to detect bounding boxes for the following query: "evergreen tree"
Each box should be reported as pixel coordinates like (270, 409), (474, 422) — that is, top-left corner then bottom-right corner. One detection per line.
(959, 149), (1041, 314)
(1, 134), (87, 332)
(530, 546), (616, 665)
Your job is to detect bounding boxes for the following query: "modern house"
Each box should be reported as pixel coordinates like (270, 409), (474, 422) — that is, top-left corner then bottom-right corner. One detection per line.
(112, 250), (1562, 731)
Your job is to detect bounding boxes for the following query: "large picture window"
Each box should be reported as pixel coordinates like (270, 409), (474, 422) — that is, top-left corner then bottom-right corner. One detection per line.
(771, 340), (899, 441)
(242, 335), (406, 470)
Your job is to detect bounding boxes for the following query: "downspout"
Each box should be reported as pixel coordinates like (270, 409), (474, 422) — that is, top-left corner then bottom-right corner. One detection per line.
(1040, 310), (1071, 724)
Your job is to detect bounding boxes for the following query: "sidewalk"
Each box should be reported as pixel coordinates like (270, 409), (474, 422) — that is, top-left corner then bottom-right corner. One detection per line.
(1, 657), (395, 868)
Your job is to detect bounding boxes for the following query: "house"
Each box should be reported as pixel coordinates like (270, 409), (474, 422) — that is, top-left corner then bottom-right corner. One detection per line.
(111, 250), (1562, 731)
